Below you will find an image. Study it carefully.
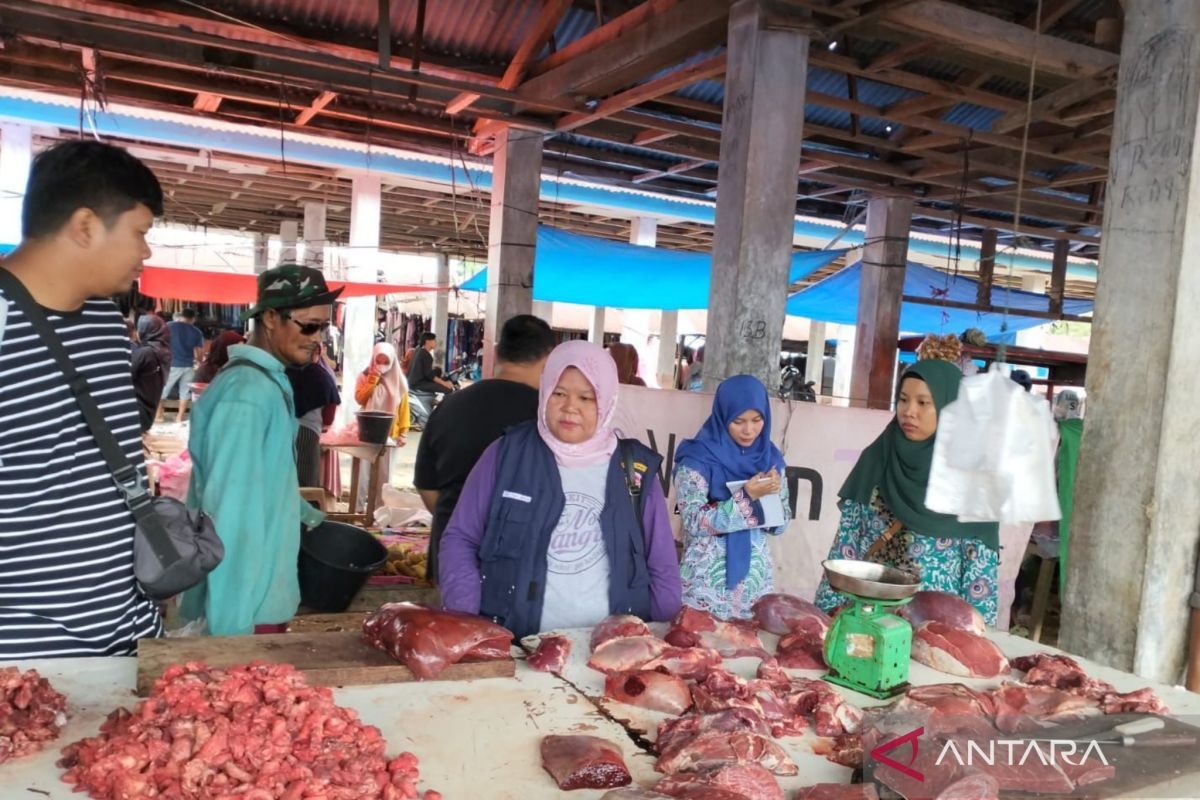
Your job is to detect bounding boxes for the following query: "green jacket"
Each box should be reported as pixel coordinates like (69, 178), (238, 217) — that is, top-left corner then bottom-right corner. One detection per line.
(181, 344), (324, 635)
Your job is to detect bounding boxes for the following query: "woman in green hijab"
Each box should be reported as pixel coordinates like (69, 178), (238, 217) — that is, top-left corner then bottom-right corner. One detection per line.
(814, 359), (1002, 624)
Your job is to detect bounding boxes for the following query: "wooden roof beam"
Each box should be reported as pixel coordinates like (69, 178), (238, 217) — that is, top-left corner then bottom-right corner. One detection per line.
(295, 90), (338, 127)
(631, 157), (711, 184)
(878, 0), (1118, 79)
(991, 67), (1118, 133)
(192, 92), (222, 113)
(448, 0), (571, 116)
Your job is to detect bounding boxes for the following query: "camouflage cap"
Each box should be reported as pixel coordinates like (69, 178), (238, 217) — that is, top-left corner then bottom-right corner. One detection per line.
(240, 263), (344, 322)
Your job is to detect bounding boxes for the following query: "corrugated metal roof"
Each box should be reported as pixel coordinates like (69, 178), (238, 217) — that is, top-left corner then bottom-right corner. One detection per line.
(941, 102), (1005, 131)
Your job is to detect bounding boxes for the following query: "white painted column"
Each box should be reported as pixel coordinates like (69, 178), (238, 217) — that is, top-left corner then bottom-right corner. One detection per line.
(432, 251), (450, 356)
(806, 320), (827, 394)
(657, 310), (680, 389)
(253, 232), (270, 275)
(341, 174), (382, 423)
(532, 300), (554, 325)
(588, 307), (607, 343)
(622, 217), (657, 386)
(832, 323), (855, 406)
(279, 220), (299, 265)
(303, 202), (327, 270)
(0, 124), (33, 247)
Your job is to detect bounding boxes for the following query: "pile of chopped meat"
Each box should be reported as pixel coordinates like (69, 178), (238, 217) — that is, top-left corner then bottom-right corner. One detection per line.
(59, 662), (439, 800)
(666, 607), (766, 658)
(0, 667), (68, 765)
(1011, 652), (1169, 714)
(362, 602), (513, 680)
(752, 594), (830, 669)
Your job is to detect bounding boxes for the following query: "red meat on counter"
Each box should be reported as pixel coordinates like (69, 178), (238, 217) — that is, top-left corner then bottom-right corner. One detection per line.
(751, 593), (831, 637)
(654, 731), (797, 776)
(541, 734), (632, 790)
(656, 709), (773, 761)
(642, 646), (723, 681)
(795, 785), (879, 800)
(588, 636), (671, 674)
(911, 621), (1008, 678)
(1012, 652), (1169, 714)
(897, 591), (986, 635)
(654, 763), (784, 800)
(989, 684), (1102, 733)
(605, 669), (694, 715)
(528, 635), (572, 674)
(591, 614), (653, 650)
(0, 667), (67, 765)
(362, 602), (513, 680)
(666, 607), (766, 658)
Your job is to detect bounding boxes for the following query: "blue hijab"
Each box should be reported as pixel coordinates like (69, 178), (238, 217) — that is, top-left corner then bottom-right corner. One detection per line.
(675, 375), (787, 589)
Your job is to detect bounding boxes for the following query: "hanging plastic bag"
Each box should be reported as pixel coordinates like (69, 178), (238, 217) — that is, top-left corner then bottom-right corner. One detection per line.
(926, 367), (1061, 524)
(149, 450), (195, 503)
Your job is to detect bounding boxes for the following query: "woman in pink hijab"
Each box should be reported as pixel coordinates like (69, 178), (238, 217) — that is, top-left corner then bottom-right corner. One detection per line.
(439, 340), (681, 639)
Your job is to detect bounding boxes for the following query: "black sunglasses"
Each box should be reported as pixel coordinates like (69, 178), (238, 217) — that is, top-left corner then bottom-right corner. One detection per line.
(280, 311), (331, 336)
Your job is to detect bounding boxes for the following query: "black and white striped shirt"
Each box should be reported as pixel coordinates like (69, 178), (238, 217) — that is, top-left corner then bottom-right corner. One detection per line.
(0, 290), (162, 658)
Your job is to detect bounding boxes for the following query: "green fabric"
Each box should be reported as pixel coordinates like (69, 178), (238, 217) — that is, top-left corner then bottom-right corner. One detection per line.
(839, 359), (1000, 550)
(180, 344), (325, 635)
(1055, 418), (1084, 595)
(241, 263), (344, 322)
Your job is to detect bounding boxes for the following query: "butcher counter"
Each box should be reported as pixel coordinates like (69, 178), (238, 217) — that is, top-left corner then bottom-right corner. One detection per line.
(2, 628), (1199, 800)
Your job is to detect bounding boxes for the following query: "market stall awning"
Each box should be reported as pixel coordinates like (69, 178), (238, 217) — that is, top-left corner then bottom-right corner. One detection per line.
(459, 225), (847, 311)
(786, 260), (1093, 339)
(137, 265), (435, 305)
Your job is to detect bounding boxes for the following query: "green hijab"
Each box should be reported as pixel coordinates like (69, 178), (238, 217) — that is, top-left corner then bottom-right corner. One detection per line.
(839, 359), (1000, 550)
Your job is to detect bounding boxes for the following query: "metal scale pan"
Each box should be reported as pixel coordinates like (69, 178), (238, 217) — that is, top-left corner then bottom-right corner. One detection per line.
(822, 559), (922, 601)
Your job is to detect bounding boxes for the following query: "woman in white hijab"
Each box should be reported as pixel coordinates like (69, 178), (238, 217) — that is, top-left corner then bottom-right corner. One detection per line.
(353, 343), (411, 506)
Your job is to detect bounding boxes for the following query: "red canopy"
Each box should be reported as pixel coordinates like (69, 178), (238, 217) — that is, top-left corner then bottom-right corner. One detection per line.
(137, 265), (439, 305)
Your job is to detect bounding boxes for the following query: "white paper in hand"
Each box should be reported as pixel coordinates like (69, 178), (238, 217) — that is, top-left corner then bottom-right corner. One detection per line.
(727, 480), (786, 528)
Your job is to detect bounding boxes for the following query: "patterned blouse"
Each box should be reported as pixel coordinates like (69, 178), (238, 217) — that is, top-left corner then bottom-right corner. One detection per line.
(674, 464), (792, 620)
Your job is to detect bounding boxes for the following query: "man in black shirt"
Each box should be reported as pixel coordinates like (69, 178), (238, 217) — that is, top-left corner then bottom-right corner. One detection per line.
(407, 332), (455, 395)
(414, 315), (555, 584)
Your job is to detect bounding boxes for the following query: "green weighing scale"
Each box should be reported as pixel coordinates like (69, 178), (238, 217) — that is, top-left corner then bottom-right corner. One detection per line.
(822, 559), (922, 700)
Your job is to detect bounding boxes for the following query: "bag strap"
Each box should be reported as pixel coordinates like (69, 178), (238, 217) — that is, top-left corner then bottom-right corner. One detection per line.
(0, 269), (182, 567)
(619, 439), (645, 533)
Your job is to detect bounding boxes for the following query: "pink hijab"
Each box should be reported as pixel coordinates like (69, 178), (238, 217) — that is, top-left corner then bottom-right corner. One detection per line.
(537, 340), (619, 467)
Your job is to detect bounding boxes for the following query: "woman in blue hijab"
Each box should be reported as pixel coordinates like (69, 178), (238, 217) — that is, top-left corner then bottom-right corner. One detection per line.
(674, 375), (791, 619)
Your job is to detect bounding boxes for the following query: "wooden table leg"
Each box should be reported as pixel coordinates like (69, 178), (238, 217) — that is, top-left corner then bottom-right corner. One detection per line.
(1030, 556), (1057, 644)
(365, 452), (384, 524)
(348, 455), (362, 515)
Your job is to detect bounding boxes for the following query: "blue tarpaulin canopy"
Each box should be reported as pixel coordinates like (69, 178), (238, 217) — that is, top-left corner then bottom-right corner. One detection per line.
(786, 260), (1092, 339)
(459, 225), (846, 311)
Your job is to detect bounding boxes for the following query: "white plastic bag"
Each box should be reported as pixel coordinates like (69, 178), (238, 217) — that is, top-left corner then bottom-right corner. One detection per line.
(373, 485), (433, 528)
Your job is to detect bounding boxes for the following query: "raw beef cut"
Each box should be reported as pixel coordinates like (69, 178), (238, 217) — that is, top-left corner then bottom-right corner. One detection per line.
(608, 790), (743, 800)
(59, 662), (438, 800)
(1059, 758), (1117, 788)
(541, 735), (632, 790)
(911, 621), (1008, 678)
(774, 628), (827, 669)
(897, 591), (986, 635)
(938, 737), (1074, 795)
(528, 634), (572, 674)
(927, 772), (1000, 800)
(754, 659), (791, 693)
(891, 684), (998, 737)
(589, 636), (671, 674)
(0, 667), (67, 765)
(600, 791), (676, 800)
(751, 593), (831, 637)
(655, 731), (798, 776)
(643, 646), (723, 681)
(781, 678), (862, 736)
(592, 614), (653, 650)
(654, 763), (784, 800)
(666, 607), (766, 658)
(656, 709), (772, 760)
(989, 684), (1102, 733)
(362, 603), (513, 680)
(690, 670), (802, 737)
(794, 785), (879, 800)
(812, 732), (863, 769)
(1012, 652), (1168, 713)
(606, 670), (694, 715)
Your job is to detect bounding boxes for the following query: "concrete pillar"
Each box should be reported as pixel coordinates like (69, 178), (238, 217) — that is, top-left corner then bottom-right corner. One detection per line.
(704, 0), (809, 391)
(279, 220), (299, 264)
(532, 300), (554, 323)
(622, 217), (657, 386)
(303, 202), (327, 270)
(0, 123), (32, 246)
(432, 251), (450, 358)
(832, 324), (855, 405)
(657, 311), (680, 389)
(253, 232), (270, 275)
(850, 196), (912, 409)
(1060, 0), (1200, 684)
(484, 126), (541, 377)
(341, 174), (382, 423)
(806, 320), (827, 394)
(588, 307), (606, 344)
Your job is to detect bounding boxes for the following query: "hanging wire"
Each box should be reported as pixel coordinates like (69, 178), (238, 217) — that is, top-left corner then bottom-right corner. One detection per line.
(998, 0), (1045, 365)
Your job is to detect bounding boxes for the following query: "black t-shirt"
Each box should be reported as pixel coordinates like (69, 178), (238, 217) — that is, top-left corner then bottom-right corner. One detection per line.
(414, 379), (539, 580)
(407, 347), (439, 393)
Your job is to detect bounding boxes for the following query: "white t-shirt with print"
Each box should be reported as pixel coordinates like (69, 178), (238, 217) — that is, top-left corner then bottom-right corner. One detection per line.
(539, 461), (612, 631)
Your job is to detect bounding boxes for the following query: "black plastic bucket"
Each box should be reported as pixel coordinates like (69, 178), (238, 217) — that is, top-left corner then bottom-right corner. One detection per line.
(298, 521), (388, 612)
(356, 410), (395, 444)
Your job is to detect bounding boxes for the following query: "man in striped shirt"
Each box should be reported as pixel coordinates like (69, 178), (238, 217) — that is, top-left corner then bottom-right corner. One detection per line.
(0, 140), (165, 658)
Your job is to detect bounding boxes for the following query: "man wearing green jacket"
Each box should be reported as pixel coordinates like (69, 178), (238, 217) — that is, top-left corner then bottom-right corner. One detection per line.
(181, 265), (343, 635)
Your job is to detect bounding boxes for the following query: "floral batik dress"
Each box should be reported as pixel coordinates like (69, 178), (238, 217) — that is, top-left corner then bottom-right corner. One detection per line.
(674, 464), (792, 620)
(813, 488), (999, 625)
